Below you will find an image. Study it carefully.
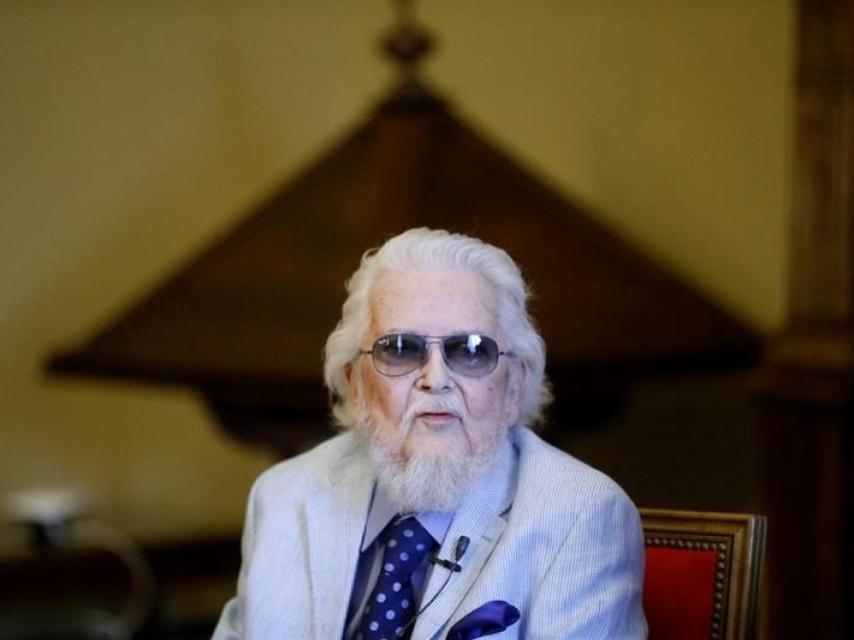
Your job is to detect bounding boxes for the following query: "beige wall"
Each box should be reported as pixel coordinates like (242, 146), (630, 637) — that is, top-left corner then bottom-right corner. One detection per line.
(0, 1), (793, 539)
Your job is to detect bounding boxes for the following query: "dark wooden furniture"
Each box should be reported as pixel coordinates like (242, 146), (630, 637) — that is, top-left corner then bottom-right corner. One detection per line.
(44, 5), (758, 457)
(750, 0), (854, 637)
(640, 509), (766, 640)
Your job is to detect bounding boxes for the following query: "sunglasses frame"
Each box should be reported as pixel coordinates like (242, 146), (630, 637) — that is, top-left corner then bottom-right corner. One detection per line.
(358, 333), (513, 378)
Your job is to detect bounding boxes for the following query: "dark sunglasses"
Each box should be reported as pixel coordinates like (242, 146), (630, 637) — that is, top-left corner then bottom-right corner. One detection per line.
(359, 333), (513, 378)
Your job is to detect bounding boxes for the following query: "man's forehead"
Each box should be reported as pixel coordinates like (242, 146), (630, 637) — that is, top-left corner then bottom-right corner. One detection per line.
(368, 269), (500, 333)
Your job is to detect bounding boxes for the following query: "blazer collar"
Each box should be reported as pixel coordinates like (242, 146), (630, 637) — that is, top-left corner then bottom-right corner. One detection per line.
(411, 432), (519, 640)
(304, 438), (376, 640)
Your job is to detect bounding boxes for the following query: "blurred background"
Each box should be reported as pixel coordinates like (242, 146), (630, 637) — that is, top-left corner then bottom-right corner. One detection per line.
(3, 0), (835, 638)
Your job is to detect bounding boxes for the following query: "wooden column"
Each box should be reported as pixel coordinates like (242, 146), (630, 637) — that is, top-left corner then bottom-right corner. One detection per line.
(752, 0), (854, 637)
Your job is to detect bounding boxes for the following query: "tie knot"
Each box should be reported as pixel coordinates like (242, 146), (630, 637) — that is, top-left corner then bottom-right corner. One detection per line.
(380, 516), (436, 577)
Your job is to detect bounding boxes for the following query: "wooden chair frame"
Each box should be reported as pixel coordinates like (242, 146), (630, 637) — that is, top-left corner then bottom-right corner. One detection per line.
(639, 509), (766, 640)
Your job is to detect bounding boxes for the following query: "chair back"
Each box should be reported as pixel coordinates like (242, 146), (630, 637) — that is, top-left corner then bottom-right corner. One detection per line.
(640, 509), (766, 640)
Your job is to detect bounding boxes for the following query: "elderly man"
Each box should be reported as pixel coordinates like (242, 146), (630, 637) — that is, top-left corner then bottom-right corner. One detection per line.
(214, 228), (646, 640)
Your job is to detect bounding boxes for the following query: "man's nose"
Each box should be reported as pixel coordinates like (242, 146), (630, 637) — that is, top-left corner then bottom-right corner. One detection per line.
(417, 343), (451, 391)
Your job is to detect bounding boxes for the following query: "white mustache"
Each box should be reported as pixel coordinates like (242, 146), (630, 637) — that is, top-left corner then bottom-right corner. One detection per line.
(401, 397), (465, 430)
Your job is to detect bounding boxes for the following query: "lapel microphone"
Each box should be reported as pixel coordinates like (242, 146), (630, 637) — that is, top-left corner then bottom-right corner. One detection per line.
(401, 535), (472, 636)
(429, 535), (470, 572)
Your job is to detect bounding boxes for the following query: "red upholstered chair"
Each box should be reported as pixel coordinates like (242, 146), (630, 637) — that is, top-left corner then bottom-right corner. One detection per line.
(639, 509), (766, 640)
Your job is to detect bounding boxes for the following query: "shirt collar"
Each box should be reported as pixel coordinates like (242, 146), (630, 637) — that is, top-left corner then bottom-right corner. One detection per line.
(361, 484), (454, 552)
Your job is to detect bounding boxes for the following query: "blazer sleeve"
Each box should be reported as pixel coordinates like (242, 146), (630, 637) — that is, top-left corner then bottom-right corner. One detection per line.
(212, 478), (261, 640)
(524, 485), (648, 639)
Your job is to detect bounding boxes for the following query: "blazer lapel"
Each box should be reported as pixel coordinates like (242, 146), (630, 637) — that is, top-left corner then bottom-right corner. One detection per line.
(305, 447), (375, 640)
(411, 438), (518, 640)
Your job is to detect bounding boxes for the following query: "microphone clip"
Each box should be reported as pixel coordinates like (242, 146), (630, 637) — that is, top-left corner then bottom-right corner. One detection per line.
(429, 555), (462, 572)
(428, 535), (470, 573)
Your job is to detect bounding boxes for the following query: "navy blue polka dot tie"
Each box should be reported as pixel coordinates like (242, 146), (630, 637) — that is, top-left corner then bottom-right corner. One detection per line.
(353, 516), (438, 640)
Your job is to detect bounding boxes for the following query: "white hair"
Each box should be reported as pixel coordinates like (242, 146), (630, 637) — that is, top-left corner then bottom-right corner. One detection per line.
(323, 227), (552, 429)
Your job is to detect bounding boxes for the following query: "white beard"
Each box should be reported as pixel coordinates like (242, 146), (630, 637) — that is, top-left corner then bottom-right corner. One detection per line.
(357, 398), (508, 513)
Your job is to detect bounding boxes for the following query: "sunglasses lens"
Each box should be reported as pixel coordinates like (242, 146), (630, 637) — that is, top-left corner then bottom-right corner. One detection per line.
(372, 334), (425, 376)
(369, 333), (503, 377)
(443, 334), (500, 377)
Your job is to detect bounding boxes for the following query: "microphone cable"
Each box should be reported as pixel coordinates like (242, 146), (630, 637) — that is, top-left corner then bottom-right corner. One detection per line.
(399, 535), (470, 636)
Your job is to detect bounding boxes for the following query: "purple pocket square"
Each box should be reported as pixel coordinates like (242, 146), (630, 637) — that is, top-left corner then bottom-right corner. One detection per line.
(446, 600), (521, 640)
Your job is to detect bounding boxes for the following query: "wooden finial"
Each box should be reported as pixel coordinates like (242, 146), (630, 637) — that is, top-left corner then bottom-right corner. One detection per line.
(381, 0), (433, 73)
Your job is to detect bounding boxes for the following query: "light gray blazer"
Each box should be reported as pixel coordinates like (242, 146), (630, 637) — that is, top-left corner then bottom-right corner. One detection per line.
(213, 427), (647, 639)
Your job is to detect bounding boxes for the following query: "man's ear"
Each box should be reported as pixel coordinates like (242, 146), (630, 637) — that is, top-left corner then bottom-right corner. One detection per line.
(505, 360), (527, 426)
(344, 362), (359, 406)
